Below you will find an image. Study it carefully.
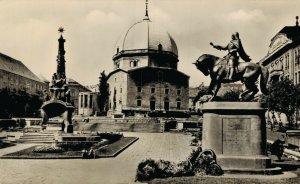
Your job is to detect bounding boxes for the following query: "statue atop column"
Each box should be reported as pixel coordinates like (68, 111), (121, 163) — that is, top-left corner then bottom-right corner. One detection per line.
(49, 27), (68, 101)
(41, 27), (74, 133)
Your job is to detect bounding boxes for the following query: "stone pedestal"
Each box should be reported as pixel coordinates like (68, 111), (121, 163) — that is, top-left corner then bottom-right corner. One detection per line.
(202, 102), (280, 174)
(63, 105), (75, 134)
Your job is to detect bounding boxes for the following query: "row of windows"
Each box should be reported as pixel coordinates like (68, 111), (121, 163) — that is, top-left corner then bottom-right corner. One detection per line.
(79, 94), (93, 108)
(267, 53), (290, 71)
(137, 86), (182, 95)
(2, 81), (44, 92)
(110, 86), (183, 96)
(135, 97), (182, 109)
(115, 60), (139, 69)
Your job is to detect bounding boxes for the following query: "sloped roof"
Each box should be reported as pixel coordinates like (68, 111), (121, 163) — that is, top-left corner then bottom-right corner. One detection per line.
(67, 78), (91, 92)
(38, 74), (50, 83)
(0, 52), (42, 82)
(277, 26), (300, 40)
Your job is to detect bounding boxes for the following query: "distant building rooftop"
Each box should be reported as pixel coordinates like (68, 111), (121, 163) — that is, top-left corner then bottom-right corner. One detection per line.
(0, 52), (42, 82)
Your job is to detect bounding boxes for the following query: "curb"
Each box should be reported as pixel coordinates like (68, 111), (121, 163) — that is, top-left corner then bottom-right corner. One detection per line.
(97, 137), (139, 158)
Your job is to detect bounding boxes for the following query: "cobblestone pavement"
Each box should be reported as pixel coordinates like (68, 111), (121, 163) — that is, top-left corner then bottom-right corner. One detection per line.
(0, 132), (193, 184)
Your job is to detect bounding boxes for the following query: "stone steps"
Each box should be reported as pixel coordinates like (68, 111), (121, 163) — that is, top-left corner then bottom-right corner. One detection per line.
(74, 122), (164, 133)
(18, 132), (55, 143)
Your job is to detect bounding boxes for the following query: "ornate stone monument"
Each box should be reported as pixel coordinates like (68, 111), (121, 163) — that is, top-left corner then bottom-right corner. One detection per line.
(194, 33), (281, 174)
(201, 102), (281, 174)
(41, 27), (74, 133)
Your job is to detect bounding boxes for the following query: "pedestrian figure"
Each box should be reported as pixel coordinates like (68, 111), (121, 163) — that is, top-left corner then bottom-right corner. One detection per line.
(88, 147), (95, 159)
(82, 148), (88, 159)
(270, 135), (285, 161)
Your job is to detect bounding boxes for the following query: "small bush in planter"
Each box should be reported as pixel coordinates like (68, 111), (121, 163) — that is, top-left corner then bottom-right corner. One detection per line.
(33, 145), (65, 153)
(97, 132), (123, 143)
(56, 142), (95, 151)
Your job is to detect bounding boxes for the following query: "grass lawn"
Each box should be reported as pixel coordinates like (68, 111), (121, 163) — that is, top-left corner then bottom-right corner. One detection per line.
(1, 137), (138, 159)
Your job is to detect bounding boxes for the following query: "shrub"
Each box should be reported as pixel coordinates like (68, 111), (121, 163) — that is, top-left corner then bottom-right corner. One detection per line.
(135, 148), (223, 182)
(136, 159), (172, 181)
(56, 142), (95, 151)
(33, 145), (65, 153)
(0, 119), (16, 130)
(97, 132), (123, 143)
(173, 160), (195, 177)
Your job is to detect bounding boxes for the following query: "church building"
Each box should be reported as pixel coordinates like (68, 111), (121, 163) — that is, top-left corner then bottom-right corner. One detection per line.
(107, 2), (189, 117)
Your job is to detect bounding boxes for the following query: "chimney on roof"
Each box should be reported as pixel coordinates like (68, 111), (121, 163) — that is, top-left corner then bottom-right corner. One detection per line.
(296, 16), (299, 27)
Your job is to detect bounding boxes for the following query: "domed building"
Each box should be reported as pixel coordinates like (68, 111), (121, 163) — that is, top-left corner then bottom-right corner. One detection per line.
(107, 5), (189, 117)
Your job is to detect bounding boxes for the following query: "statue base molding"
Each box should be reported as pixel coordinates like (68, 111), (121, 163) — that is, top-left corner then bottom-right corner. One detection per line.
(202, 102), (281, 174)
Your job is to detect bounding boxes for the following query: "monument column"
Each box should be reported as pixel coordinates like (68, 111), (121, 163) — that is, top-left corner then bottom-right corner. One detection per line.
(41, 27), (75, 134)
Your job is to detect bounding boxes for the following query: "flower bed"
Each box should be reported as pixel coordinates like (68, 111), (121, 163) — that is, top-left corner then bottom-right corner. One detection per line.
(33, 145), (64, 153)
(97, 132), (123, 143)
(2, 137), (138, 159)
(56, 141), (96, 151)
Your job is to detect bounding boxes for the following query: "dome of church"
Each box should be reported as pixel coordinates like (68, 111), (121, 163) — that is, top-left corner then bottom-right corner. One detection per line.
(114, 19), (178, 57)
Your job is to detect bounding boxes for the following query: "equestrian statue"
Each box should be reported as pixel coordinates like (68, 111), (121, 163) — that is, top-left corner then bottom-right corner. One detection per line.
(193, 32), (269, 101)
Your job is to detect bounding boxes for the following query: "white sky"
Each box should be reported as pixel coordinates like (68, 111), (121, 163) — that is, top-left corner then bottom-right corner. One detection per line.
(0, 0), (299, 87)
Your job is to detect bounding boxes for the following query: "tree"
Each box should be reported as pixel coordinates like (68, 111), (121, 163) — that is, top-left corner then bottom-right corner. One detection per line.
(193, 86), (209, 106)
(98, 70), (109, 114)
(267, 78), (297, 128)
(222, 89), (241, 101)
(0, 88), (43, 118)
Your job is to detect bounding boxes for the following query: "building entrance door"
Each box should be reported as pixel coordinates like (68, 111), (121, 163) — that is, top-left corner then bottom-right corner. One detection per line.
(164, 101), (169, 111)
(150, 100), (155, 111)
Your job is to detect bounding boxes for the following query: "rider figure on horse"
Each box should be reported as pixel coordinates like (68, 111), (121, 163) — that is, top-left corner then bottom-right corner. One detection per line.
(210, 32), (251, 81)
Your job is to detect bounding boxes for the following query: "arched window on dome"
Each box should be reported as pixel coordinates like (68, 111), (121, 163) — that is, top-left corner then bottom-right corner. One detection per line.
(130, 60), (139, 67)
(116, 47), (119, 53)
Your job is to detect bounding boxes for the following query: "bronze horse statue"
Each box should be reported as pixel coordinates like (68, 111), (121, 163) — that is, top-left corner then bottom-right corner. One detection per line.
(193, 54), (269, 101)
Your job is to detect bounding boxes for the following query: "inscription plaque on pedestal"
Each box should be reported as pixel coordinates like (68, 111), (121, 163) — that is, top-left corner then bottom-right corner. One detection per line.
(223, 118), (250, 155)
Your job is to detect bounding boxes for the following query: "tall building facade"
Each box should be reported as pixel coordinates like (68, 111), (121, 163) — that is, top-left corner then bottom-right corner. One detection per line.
(0, 52), (48, 94)
(260, 17), (300, 84)
(107, 4), (189, 117)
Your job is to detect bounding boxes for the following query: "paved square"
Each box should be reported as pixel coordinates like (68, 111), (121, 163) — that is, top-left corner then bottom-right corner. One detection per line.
(0, 132), (193, 184)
